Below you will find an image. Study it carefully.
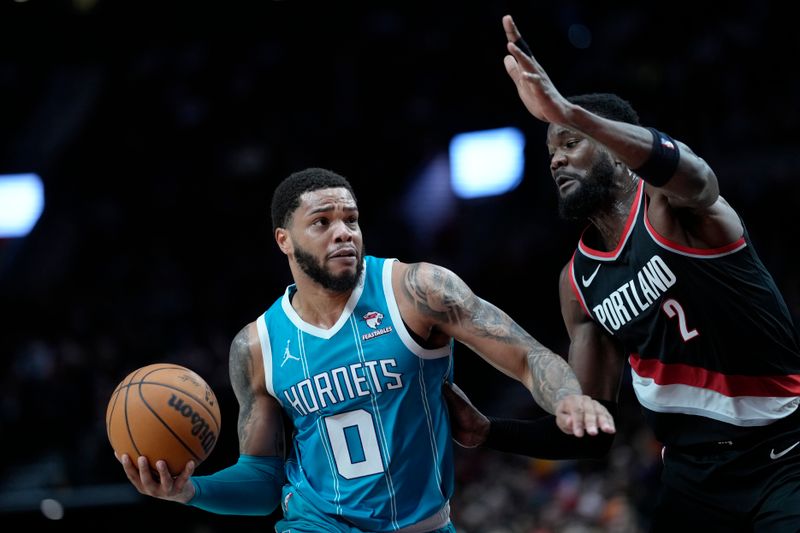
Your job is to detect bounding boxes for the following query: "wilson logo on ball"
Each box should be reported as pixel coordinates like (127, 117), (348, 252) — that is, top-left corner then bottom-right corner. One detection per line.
(107, 363), (222, 476)
(167, 394), (218, 454)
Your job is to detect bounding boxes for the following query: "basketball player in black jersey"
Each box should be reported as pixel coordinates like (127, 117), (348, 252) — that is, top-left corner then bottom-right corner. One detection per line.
(445, 14), (800, 532)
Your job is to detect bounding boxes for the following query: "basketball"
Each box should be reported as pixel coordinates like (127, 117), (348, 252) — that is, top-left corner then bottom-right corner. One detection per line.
(106, 363), (222, 476)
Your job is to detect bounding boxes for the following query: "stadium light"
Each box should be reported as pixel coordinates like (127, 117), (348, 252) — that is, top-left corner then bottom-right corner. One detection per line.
(0, 173), (44, 238)
(449, 127), (525, 199)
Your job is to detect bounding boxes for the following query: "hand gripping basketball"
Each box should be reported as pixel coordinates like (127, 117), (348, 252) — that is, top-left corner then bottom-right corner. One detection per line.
(106, 363), (222, 476)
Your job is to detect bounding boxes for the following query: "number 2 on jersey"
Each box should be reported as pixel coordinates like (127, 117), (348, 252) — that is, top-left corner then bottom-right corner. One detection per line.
(661, 298), (699, 341)
(324, 409), (385, 479)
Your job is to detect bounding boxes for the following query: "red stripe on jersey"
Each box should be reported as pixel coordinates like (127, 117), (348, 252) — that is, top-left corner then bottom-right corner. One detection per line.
(643, 198), (746, 256)
(578, 179), (644, 259)
(629, 353), (800, 397)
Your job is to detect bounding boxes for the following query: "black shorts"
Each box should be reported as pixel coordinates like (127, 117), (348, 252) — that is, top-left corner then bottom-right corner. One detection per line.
(650, 416), (800, 532)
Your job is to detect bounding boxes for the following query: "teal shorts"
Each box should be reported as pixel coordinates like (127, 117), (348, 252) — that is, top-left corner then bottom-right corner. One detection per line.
(273, 484), (456, 533)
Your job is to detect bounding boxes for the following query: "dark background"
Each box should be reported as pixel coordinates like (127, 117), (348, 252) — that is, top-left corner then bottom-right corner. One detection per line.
(1, 1), (798, 531)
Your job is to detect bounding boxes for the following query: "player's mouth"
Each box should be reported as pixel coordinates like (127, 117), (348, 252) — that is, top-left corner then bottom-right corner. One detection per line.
(555, 173), (580, 193)
(328, 247), (358, 263)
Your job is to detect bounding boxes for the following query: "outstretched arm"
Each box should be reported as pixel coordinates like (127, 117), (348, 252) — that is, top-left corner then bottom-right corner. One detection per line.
(502, 14), (720, 210)
(118, 322), (286, 514)
(395, 261), (614, 437)
(443, 262), (623, 457)
(443, 382), (616, 458)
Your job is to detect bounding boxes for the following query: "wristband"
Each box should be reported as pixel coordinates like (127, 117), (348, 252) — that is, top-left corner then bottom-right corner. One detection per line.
(633, 127), (680, 187)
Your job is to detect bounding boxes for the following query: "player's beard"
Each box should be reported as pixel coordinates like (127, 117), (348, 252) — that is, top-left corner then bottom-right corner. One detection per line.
(557, 152), (616, 221)
(294, 244), (364, 292)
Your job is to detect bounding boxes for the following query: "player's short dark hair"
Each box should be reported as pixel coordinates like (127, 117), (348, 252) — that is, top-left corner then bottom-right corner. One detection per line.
(567, 93), (640, 125)
(271, 167), (357, 231)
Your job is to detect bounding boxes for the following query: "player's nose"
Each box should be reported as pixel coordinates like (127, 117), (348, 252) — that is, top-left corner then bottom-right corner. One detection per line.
(332, 220), (355, 242)
(550, 150), (568, 172)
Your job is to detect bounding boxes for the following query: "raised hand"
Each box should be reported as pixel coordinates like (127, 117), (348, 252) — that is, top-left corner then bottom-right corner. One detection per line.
(502, 14), (572, 126)
(554, 394), (616, 437)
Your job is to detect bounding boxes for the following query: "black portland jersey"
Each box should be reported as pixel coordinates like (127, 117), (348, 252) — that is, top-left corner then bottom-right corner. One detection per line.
(570, 179), (800, 446)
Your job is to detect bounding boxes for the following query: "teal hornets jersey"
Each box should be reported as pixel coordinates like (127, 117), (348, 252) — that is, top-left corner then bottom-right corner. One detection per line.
(255, 256), (455, 532)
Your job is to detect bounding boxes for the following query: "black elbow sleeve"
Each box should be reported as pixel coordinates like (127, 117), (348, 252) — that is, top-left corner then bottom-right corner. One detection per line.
(484, 400), (617, 460)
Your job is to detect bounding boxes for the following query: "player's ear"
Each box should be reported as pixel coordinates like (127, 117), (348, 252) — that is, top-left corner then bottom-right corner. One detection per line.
(275, 228), (292, 255)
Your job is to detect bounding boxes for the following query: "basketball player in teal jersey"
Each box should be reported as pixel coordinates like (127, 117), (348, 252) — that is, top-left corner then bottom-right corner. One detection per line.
(446, 14), (800, 533)
(117, 167), (615, 532)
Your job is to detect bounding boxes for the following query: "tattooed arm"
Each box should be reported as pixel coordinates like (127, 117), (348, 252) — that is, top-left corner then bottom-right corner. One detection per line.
(229, 322), (286, 457)
(394, 261), (614, 436)
(118, 322), (286, 512)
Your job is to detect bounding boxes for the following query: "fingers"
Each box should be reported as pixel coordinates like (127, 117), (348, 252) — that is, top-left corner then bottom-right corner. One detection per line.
(507, 42), (542, 76)
(120, 453), (138, 477)
(502, 14), (532, 80)
(119, 453), (195, 501)
(504, 54), (521, 81)
(557, 396), (617, 437)
(503, 15), (548, 92)
(137, 456), (160, 493)
(582, 400), (616, 435)
(583, 401), (616, 435)
(154, 460), (174, 492)
(442, 383), (458, 408)
(504, 51), (540, 89)
(120, 453), (145, 492)
(597, 404), (617, 434)
(173, 460), (195, 493)
(559, 397), (587, 437)
(584, 407), (599, 436)
(446, 381), (464, 397)
(571, 408), (587, 438)
(443, 382), (471, 405)
(503, 15), (522, 43)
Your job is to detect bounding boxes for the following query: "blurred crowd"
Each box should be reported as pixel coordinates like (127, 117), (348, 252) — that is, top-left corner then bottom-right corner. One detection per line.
(1, 1), (799, 531)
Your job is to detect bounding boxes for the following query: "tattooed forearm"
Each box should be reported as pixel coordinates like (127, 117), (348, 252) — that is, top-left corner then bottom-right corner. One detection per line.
(403, 262), (582, 413)
(403, 263), (532, 343)
(229, 325), (257, 451)
(527, 346), (583, 413)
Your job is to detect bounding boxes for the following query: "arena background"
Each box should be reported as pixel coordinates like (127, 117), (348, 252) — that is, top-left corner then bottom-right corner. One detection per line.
(1, 1), (798, 531)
